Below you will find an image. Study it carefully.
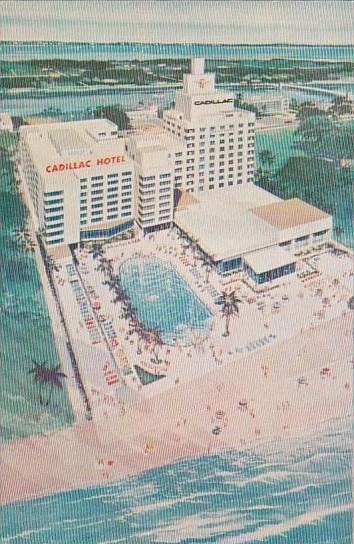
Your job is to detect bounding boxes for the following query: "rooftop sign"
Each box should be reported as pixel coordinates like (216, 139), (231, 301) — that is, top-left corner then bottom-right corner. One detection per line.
(194, 98), (233, 106)
(45, 155), (125, 173)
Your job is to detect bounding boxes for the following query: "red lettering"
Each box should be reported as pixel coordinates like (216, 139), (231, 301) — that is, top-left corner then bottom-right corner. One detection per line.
(96, 158), (104, 165)
(46, 165), (52, 173)
(104, 157), (110, 164)
(78, 161), (86, 168)
(59, 164), (65, 171)
(85, 160), (91, 168)
(52, 164), (58, 172)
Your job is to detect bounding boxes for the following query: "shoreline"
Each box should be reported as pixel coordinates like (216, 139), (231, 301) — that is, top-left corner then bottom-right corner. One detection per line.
(1, 311), (351, 506)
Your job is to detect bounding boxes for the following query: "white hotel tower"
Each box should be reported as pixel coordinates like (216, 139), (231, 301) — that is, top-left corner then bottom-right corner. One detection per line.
(163, 58), (256, 193)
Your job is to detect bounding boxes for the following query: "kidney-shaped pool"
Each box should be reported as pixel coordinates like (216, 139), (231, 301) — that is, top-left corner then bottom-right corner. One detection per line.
(118, 257), (212, 345)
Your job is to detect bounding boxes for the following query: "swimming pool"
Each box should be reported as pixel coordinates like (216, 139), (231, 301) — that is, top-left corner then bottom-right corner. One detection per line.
(118, 257), (212, 344)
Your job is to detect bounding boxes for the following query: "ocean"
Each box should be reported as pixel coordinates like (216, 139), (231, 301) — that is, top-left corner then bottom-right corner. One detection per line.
(0, 139), (74, 443)
(1, 418), (352, 543)
(1, 42), (353, 62)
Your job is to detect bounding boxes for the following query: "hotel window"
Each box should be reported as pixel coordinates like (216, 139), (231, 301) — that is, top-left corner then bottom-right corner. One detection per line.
(91, 196), (103, 203)
(47, 238), (64, 245)
(91, 176), (103, 182)
(175, 152), (183, 157)
(46, 222), (63, 231)
(44, 190), (63, 198)
(46, 214), (64, 222)
(108, 187), (118, 193)
(92, 189), (103, 195)
(46, 227), (64, 237)
(45, 205), (64, 214)
(107, 213), (118, 220)
(44, 198), (63, 206)
(122, 171), (132, 177)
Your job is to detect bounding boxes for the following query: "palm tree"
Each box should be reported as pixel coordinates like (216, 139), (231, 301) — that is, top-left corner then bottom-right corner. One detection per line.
(216, 289), (242, 337)
(146, 327), (164, 363)
(259, 149), (275, 170)
(103, 275), (120, 292)
(14, 228), (36, 252)
(199, 253), (214, 283)
(29, 361), (67, 406)
(96, 257), (114, 276)
(44, 254), (59, 275)
(89, 242), (105, 260)
(129, 317), (146, 354)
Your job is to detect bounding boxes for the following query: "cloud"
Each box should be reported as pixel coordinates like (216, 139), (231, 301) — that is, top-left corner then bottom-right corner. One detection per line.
(1, 1), (353, 44)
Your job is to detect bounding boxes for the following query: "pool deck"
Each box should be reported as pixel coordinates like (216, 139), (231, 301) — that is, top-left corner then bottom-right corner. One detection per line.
(49, 228), (352, 416)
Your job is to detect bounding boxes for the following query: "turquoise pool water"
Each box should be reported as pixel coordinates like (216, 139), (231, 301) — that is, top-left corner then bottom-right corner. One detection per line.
(119, 257), (212, 345)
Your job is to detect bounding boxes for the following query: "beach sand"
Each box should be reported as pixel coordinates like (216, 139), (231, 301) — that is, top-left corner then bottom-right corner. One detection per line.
(1, 311), (352, 505)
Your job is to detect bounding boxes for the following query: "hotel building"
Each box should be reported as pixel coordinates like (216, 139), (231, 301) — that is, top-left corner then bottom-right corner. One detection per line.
(19, 119), (135, 247)
(162, 57), (256, 192)
(242, 93), (289, 116)
(19, 58), (332, 284)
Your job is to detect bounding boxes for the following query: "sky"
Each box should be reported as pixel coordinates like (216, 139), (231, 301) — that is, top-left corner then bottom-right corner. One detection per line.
(1, 1), (353, 44)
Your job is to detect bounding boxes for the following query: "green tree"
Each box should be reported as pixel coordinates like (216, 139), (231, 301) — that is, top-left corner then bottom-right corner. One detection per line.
(216, 290), (242, 337)
(29, 361), (67, 406)
(89, 242), (105, 260)
(94, 105), (130, 130)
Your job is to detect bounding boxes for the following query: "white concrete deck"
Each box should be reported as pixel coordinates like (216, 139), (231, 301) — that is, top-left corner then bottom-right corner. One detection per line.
(57, 231), (353, 408)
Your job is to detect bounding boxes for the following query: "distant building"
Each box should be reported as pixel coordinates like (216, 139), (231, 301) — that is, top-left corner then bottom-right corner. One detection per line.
(125, 105), (159, 128)
(242, 93), (289, 116)
(0, 112), (13, 132)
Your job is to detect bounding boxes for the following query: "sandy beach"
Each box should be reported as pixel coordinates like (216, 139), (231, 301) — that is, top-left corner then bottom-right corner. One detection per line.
(1, 310), (352, 506)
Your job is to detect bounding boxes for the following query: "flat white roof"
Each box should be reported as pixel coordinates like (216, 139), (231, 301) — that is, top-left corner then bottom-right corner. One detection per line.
(244, 246), (296, 275)
(174, 185), (280, 261)
(20, 119), (131, 180)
